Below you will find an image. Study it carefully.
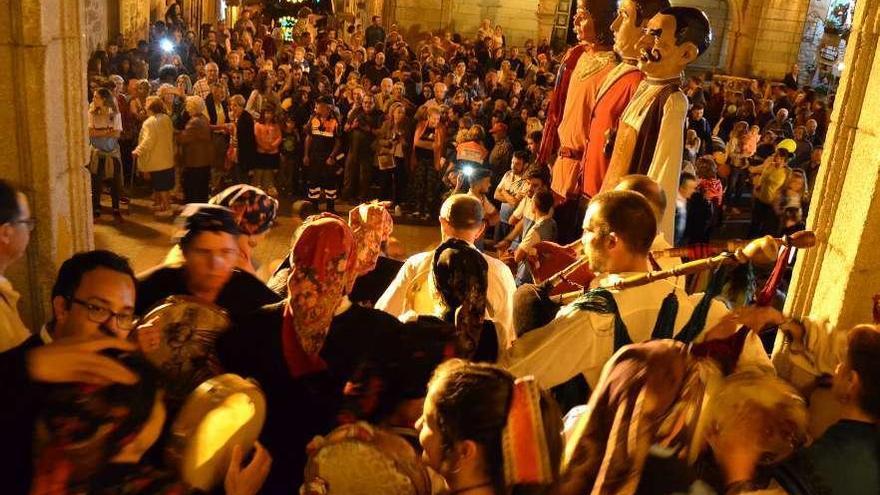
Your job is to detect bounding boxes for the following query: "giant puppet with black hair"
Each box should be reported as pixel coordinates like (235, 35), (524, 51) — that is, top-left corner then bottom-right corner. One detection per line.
(537, 0), (619, 244)
(580, 0), (671, 199)
(603, 6), (713, 245)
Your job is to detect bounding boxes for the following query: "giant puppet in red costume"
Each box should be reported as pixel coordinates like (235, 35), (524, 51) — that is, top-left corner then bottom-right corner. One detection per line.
(580, 0), (670, 199)
(538, 0), (618, 244)
(603, 6), (713, 244)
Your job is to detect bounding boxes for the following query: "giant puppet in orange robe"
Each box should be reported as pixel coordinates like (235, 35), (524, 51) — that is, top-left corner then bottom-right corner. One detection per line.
(603, 6), (713, 244)
(537, 0), (619, 244)
(580, 0), (671, 199)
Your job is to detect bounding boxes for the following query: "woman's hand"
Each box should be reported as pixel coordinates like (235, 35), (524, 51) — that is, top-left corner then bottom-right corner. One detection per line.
(224, 442), (272, 495)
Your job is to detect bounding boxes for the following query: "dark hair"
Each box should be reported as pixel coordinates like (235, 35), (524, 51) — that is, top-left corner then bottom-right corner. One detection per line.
(585, 1), (617, 47)
(679, 171), (698, 186)
(428, 360), (562, 494)
(94, 87), (118, 114)
(634, 0), (672, 25)
(158, 64), (178, 83)
(51, 250), (136, 302)
(255, 69), (272, 93)
(513, 150), (530, 162)
(533, 190), (554, 215)
(528, 130), (543, 144)
(847, 325), (880, 418)
(525, 165), (550, 184)
(588, 190), (657, 255)
(0, 179), (21, 225)
(660, 6), (713, 55)
(690, 102), (705, 111)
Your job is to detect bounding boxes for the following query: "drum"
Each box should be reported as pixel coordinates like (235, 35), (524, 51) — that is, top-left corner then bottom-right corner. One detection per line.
(302, 422), (432, 495)
(129, 295), (231, 407)
(167, 374), (267, 492)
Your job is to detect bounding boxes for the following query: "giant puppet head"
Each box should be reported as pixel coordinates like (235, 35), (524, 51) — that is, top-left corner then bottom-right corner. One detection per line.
(611, 0), (671, 60)
(637, 6), (712, 78)
(574, 0), (617, 48)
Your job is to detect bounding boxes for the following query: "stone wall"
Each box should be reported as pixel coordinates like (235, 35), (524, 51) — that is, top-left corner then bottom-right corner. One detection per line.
(0, 0), (94, 328)
(85, 0), (109, 52)
(393, 0), (541, 47)
(671, 0), (732, 72)
(785, 0), (880, 330)
(795, 0), (831, 85)
(749, 0), (811, 79)
(120, 0), (151, 47)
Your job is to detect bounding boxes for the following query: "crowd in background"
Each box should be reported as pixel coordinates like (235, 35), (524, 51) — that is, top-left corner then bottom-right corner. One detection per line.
(1, 4), (871, 495)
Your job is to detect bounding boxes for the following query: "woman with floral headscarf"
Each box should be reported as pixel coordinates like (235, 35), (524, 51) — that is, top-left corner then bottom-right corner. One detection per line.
(428, 238), (499, 362)
(218, 213), (402, 493)
(347, 202), (404, 307)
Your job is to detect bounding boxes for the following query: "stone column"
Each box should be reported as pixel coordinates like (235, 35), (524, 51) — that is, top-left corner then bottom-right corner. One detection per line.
(0, 0), (94, 328)
(785, 0), (880, 330)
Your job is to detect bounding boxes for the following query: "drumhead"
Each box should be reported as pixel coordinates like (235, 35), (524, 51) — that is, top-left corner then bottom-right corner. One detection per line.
(168, 374), (267, 491)
(130, 295), (231, 406)
(303, 423), (431, 495)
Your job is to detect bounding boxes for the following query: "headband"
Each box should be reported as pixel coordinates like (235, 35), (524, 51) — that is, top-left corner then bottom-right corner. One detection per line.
(501, 376), (553, 486)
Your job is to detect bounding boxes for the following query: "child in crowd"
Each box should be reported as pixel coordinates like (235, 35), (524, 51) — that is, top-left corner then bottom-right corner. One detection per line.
(687, 156), (724, 243)
(777, 168), (808, 235)
(513, 189), (557, 285)
(253, 107), (282, 196)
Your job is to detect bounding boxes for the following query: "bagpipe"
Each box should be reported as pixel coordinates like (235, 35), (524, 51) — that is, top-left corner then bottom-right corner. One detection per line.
(513, 231), (817, 336)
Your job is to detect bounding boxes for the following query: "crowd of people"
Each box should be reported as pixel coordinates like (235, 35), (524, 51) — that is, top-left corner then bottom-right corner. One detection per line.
(1, 2), (875, 495)
(676, 68), (829, 246)
(85, 5), (553, 222)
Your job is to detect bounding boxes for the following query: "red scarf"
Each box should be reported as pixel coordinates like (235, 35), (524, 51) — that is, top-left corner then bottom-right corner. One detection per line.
(282, 214), (357, 377)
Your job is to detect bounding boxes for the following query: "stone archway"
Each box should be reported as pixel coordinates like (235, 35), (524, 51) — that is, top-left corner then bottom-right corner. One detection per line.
(670, 0), (732, 71)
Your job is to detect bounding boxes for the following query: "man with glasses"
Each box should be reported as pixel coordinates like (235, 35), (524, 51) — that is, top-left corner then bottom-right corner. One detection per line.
(0, 180), (35, 352)
(46, 249), (138, 341)
(2, 248), (145, 495)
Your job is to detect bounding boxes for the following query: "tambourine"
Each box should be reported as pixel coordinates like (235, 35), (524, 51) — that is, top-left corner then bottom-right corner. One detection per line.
(167, 374), (267, 491)
(129, 295), (231, 407)
(301, 422), (432, 495)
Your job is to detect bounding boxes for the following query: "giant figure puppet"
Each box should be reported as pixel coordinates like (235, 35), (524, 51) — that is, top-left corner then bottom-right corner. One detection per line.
(538, 0), (618, 244)
(603, 6), (713, 244)
(580, 0), (671, 199)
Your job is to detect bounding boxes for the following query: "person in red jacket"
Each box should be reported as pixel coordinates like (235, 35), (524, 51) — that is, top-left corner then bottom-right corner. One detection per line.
(537, 0), (618, 244)
(580, 0), (670, 199)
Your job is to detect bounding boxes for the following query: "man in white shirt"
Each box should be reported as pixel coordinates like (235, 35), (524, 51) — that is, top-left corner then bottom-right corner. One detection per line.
(503, 190), (768, 389)
(0, 180), (34, 352)
(376, 194), (518, 349)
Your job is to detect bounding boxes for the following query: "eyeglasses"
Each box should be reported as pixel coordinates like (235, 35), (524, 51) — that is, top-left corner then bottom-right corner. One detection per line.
(70, 298), (138, 330)
(9, 218), (36, 232)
